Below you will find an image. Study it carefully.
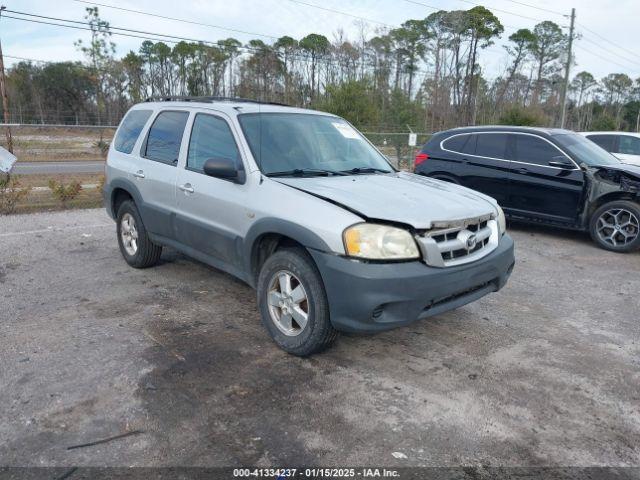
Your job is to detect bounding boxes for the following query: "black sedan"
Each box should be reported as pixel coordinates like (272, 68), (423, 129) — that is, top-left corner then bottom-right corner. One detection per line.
(414, 126), (640, 252)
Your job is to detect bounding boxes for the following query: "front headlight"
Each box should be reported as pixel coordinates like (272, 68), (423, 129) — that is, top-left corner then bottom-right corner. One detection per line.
(343, 223), (420, 260)
(497, 205), (506, 236)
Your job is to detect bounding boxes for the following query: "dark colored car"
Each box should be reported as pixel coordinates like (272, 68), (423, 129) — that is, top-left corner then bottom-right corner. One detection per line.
(414, 126), (640, 252)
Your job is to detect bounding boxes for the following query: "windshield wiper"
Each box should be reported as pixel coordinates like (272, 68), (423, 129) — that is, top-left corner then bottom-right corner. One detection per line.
(341, 167), (392, 174)
(266, 168), (347, 177)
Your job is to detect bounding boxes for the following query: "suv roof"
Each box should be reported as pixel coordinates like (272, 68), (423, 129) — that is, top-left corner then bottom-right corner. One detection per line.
(144, 95), (288, 106)
(444, 125), (572, 136)
(136, 96), (333, 117)
(580, 131), (640, 137)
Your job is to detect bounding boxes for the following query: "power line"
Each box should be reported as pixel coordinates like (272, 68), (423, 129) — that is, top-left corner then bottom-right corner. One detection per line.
(573, 45), (638, 73)
(576, 22), (640, 63)
(2, 10), (436, 74)
(578, 35), (640, 70)
(502, 0), (565, 17)
(453, 0), (548, 23)
(5, 10), (313, 62)
(4, 7), (515, 74)
(403, 0), (521, 31)
(4, 54), (51, 63)
(406, 0), (640, 74)
(285, 0), (395, 29)
(7, 9), (263, 47)
(2, 14), (180, 44)
(71, 0), (278, 40)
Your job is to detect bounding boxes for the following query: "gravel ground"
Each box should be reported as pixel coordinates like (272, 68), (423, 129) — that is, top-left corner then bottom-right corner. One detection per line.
(1, 209), (639, 468)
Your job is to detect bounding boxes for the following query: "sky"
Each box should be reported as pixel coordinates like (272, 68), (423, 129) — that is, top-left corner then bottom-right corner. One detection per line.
(2, 0), (640, 82)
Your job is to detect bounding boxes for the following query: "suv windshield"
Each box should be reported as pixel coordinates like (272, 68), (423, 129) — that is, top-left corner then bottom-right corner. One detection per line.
(553, 133), (620, 166)
(238, 113), (393, 176)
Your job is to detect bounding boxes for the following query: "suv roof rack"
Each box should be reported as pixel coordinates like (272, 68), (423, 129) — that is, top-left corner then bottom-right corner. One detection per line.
(144, 96), (289, 107)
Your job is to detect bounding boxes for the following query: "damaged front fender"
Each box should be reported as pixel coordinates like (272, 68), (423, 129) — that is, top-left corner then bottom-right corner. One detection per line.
(589, 164), (640, 197)
(582, 165), (640, 224)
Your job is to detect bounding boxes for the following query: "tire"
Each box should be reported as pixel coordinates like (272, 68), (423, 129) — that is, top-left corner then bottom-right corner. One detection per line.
(589, 200), (640, 253)
(256, 247), (338, 356)
(116, 200), (162, 268)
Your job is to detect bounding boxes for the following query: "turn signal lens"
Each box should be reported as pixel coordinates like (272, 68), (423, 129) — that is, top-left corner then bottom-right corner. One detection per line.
(344, 228), (361, 255)
(497, 205), (506, 236)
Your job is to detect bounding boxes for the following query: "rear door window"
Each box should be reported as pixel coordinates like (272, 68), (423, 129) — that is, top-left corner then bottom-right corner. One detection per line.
(618, 135), (640, 155)
(114, 110), (152, 154)
(586, 134), (615, 152)
(475, 133), (508, 159)
(514, 134), (564, 166)
(142, 111), (190, 165)
(187, 114), (242, 172)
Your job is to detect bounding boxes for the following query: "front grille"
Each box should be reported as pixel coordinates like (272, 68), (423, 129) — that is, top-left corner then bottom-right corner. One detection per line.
(416, 215), (499, 268)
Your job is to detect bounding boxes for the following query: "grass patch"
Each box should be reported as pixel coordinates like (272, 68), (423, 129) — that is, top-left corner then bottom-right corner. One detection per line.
(11, 188), (104, 214)
(1, 173), (105, 214)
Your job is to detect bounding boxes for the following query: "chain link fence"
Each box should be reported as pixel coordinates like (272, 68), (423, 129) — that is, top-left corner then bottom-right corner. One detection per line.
(0, 125), (431, 215)
(363, 132), (432, 170)
(0, 125), (113, 214)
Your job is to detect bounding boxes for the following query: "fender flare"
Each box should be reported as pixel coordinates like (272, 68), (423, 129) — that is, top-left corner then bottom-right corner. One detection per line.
(242, 217), (333, 283)
(104, 177), (144, 219)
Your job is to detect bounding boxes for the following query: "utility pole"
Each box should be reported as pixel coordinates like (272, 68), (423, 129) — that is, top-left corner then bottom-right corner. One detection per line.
(559, 7), (576, 130)
(0, 6), (13, 153)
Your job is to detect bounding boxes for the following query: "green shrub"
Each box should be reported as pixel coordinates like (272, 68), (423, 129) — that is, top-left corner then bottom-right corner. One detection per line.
(0, 174), (30, 215)
(94, 135), (110, 158)
(48, 179), (82, 207)
(499, 106), (545, 126)
(591, 115), (617, 131)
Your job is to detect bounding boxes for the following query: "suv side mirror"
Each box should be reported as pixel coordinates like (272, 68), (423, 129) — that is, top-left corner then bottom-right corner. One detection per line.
(203, 157), (243, 182)
(548, 156), (575, 169)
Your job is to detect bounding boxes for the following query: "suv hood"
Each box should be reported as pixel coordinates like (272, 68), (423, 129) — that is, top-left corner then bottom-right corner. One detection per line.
(592, 163), (640, 180)
(275, 172), (498, 229)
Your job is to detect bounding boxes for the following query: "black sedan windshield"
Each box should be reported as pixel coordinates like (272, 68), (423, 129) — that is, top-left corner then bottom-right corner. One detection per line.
(238, 113), (393, 175)
(553, 133), (620, 166)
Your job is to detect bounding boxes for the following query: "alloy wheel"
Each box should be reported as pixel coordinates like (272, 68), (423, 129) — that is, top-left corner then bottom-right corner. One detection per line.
(120, 212), (139, 256)
(596, 208), (639, 247)
(267, 270), (309, 336)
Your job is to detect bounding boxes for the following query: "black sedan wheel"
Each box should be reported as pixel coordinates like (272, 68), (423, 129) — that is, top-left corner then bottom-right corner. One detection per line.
(590, 201), (640, 252)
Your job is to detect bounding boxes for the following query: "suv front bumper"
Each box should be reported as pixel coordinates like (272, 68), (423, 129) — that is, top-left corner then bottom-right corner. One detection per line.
(309, 234), (515, 333)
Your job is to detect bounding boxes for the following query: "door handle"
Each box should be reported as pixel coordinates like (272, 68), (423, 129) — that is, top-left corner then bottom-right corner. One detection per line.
(516, 167), (529, 175)
(179, 183), (194, 194)
(133, 170), (145, 179)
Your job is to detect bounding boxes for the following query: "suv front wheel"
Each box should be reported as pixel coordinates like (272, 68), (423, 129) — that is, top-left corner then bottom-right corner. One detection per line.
(257, 247), (338, 356)
(116, 200), (163, 268)
(589, 200), (640, 252)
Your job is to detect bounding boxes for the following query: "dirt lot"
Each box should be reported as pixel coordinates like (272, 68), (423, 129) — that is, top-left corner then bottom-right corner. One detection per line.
(1, 209), (639, 469)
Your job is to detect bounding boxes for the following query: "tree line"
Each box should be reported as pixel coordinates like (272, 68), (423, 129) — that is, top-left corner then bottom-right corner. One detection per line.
(6, 6), (640, 133)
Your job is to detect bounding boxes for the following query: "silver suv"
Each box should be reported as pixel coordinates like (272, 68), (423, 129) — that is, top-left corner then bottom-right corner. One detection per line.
(104, 97), (515, 356)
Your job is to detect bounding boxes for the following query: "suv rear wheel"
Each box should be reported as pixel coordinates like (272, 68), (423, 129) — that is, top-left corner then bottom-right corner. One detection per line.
(589, 200), (640, 252)
(116, 200), (163, 268)
(257, 247), (338, 356)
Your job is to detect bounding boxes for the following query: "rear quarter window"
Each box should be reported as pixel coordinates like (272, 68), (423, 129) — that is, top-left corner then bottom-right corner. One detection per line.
(114, 110), (152, 154)
(442, 134), (472, 153)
